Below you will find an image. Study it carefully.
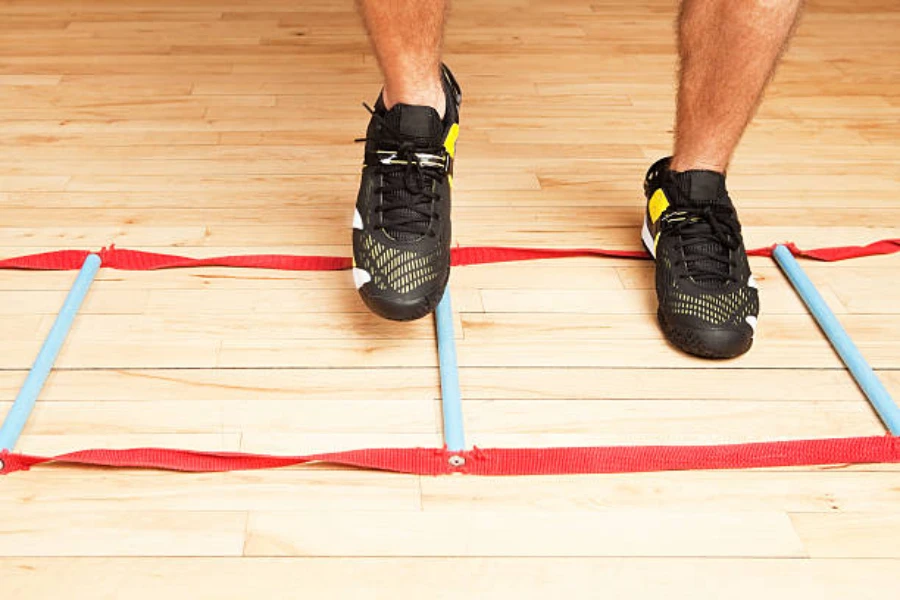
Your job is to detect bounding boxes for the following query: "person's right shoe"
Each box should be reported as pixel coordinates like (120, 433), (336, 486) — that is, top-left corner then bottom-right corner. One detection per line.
(641, 157), (759, 359)
(352, 65), (462, 321)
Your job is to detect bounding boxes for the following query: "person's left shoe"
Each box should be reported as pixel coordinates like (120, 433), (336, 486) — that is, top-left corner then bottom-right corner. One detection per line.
(642, 157), (760, 359)
(352, 65), (462, 321)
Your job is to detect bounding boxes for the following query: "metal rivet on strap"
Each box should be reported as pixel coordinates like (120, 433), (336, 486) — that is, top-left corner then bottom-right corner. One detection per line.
(448, 455), (466, 467)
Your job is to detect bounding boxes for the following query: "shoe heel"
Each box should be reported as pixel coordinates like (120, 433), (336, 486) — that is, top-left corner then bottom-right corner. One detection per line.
(440, 64), (462, 107)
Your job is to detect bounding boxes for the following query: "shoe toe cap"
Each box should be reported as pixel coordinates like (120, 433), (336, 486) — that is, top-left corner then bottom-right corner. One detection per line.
(359, 283), (444, 322)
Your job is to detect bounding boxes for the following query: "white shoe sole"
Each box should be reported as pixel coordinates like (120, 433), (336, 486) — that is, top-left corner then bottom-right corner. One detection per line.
(640, 215), (656, 259)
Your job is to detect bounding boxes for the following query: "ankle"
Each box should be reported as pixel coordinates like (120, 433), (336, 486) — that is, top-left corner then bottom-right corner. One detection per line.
(383, 82), (446, 118)
(669, 155), (727, 175)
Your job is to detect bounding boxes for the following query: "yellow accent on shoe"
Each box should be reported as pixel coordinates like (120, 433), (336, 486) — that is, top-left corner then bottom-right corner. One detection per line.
(648, 188), (670, 224)
(654, 231), (661, 250)
(443, 123), (460, 158)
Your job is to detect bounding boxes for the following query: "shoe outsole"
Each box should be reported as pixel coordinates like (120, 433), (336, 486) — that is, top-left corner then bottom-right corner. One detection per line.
(642, 215), (754, 360)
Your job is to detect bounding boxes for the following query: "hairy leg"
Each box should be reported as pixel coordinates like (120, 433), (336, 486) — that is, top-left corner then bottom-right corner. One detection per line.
(357, 0), (449, 116)
(671, 0), (804, 173)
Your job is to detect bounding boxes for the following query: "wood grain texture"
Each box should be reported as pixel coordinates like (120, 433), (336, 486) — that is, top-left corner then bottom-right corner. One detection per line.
(1, 0), (897, 596)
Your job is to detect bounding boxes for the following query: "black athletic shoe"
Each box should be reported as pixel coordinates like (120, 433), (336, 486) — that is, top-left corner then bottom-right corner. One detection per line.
(641, 157), (759, 359)
(352, 65), (462, 321)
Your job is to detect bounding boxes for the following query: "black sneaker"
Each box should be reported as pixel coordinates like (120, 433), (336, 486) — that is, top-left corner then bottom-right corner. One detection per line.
(352, 65), (462, 321)
(641, 157), (759, 359)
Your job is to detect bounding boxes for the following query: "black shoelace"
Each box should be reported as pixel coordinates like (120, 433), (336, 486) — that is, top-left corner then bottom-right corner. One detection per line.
(662, 203), (743, 286)
(357, 104), (445, 240)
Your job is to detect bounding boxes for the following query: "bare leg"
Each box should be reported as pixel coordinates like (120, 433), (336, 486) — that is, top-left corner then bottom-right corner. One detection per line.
(671, 0), (804, 173)
(357, 0), (448, 117)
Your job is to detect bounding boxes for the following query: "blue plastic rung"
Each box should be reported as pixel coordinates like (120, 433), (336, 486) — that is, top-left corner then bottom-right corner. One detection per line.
(773, 245), (900, 435)
(0, 254), (102, 451)
(435, 291), (466, 453)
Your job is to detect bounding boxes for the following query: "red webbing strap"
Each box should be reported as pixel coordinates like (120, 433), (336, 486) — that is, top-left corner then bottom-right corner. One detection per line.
(3, 436), (899, 476)
(749, 239), (900, 262)
(0, 239), (897, 272)
(98, 247), (353, 271)
(0, 249), (93, 271)
(450, 246), (649, 265)
(460, 436), (900, 475)
(0, 447), (450, 476)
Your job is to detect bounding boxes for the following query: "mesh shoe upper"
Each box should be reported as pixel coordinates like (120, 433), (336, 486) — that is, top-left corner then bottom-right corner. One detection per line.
(656, 249), (758, 329)
(355, 230), (447, 296)
(352, 65), (461, 321)
(642, 157), (760, 358)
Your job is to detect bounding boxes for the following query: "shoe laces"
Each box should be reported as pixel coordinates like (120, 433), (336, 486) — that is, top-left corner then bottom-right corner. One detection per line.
(357, 103), (445, 241)
(662, 202), (743, 287)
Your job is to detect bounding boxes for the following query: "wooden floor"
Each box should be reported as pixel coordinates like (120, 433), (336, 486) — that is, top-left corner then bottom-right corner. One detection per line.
(2, 0), (899, 597)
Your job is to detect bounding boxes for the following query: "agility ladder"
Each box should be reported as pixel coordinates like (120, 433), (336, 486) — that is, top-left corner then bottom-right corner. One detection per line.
(1, 238), (899, 476)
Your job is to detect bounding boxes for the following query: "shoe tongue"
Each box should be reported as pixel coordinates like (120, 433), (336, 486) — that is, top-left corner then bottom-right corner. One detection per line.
(669, 169), (732, 289)
(384, 103), (443, 146)
(671, 169), (727, 207)
(379, 104), (443, 243)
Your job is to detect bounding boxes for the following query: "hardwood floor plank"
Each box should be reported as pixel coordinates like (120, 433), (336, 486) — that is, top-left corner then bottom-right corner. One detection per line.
(0, 367), (864, 402)
(421, 471), (900, 512)
(0, 511), (247, 557)
(0, 470), (421, 512)
(245, 510), (806, 557)
(3, 558), (899, 600)
(792, 513), (900, 558)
